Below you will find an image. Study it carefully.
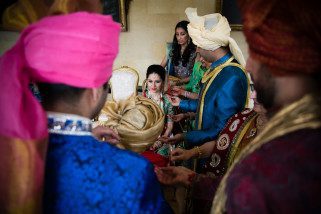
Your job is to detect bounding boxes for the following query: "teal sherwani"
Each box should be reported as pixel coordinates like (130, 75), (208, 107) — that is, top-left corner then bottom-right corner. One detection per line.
(179, 52), (249, 146)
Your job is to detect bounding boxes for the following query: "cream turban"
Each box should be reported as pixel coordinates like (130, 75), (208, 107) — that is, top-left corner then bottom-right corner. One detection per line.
(98, 95), (164, 153)
(185, 7), (245, 66)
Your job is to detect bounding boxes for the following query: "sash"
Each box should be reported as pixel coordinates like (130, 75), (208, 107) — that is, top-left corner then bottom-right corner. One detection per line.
(197, 58), (250, 130)
(201, 109), (258, 177)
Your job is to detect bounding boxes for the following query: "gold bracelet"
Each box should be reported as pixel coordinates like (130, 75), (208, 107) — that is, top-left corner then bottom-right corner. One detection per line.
(195, 146), (202, 158)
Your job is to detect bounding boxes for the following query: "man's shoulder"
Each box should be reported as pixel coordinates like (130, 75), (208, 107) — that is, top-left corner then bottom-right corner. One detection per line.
(49, 133), (151, 171)
(94, 139), (152, 170)
(220, 63), (246, 78)
(228, 127), (321, 188)
(205, 63), (246, 84)
(225, 128), (321, 212)
(205, 64), (247, 90)
(237, 128), (321, 169)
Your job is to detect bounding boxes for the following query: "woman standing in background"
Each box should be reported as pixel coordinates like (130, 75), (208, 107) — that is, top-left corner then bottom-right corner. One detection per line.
(161, 20), (196, 84)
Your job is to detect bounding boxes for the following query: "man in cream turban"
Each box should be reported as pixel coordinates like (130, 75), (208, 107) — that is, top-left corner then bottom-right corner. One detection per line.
(157, 1), (321, 213)
(163, 8), (250, 167)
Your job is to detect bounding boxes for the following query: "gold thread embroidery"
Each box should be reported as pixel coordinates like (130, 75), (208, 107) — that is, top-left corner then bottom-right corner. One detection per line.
(227, 113), (258, 167)
(212, 94), (321, 214)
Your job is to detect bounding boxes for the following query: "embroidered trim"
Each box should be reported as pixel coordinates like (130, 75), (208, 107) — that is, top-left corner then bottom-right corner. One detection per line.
(217, 134), (230, 150)
(146, 91), (165, 113)
(212, 94), (321, 214)
(47, 112), (92, 136)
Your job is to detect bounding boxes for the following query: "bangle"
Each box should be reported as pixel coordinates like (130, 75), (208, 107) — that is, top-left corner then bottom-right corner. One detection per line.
(195, 146), (202, 158)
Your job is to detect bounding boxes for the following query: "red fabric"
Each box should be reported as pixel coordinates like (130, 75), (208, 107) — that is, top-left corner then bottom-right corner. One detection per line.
(192, 109), (258, 214)
(225, 128), (321, 213)
(203, 109), (257, 176)
(237, 0), (321, 75)
(141, 150), (169, 167)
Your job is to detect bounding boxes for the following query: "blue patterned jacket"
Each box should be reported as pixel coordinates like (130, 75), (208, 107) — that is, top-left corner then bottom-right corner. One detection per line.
(43, 133), (171, 213)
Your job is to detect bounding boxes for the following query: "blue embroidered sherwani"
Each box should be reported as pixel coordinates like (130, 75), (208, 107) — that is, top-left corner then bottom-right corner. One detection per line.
(43, 113), (171, 214)
(179, 53), (249, 146)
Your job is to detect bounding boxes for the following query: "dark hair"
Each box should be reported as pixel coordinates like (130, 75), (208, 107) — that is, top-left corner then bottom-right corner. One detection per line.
(37, 82), (108, 108)
(37, 83), (86, 107)
(312, 72), (321, 92)
(171, 20), (196, 67)
(146, 64), (166, 82)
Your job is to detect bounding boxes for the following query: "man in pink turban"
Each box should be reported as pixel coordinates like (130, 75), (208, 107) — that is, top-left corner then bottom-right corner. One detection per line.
(0, 12), (170, 213)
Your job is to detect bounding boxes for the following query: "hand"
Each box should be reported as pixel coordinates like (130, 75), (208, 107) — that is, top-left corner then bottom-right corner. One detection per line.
(170, 86), (183, 96)
(166, 95), (181, 106)
(150, 140), (163, 151)
(158, 133), (183, 145)
(169, 80), (178, 87)
(171, 148), (194, 161)
(155, 166), (196, 187)
(169, 113), (185, 122)
(92, 126), (120, 145)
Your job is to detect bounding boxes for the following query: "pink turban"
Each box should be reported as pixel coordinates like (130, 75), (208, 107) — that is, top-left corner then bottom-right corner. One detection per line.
(0, 12), (119, 212)
(0, 12), (120, 139)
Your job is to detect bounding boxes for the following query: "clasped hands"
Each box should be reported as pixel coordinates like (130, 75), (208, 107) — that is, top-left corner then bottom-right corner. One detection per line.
(92, 125), (120, 145)
(168, 86), (184, 97)
(168, 113), (185, 122)
(154, 139), (199, 186)
(158, 135), (195, 162)
(165, 94), (181, 106)
(158, 133), (183, 145)
(155, 166), (196, 187)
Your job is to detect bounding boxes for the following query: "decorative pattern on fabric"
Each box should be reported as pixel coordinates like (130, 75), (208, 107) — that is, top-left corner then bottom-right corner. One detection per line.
(212, 94), (321, 214)
(47, 112), (92, 136)
(202, 109), (258, 177)
(172, 51), (196, 78)
(43, 134), (165, 213)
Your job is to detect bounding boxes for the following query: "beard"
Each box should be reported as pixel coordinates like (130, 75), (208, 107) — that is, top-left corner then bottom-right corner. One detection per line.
(253, 68), (276, 111)
(91, 86), (109, 119)
(255, 84), (275, 110)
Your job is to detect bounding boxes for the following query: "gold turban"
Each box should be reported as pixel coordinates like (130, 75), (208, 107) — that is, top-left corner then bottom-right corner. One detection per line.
(98, 95), (164, 153)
